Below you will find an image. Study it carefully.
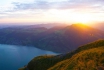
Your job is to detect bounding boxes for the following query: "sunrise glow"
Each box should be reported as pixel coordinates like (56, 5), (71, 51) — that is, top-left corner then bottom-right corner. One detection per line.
(0, 0), (104, 25)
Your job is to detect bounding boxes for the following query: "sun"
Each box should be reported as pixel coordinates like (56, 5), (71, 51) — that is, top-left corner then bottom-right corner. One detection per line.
(72, 13), (92, 24)
(42, 9), (94, 24)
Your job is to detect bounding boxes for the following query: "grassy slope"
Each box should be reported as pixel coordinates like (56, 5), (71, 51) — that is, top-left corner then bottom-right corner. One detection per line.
(19, 40), (104, 70)
(49, 47), (104, 70)
(27, 55), (58, 70)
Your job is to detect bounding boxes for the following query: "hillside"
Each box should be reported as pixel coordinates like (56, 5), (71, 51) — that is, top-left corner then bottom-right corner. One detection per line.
(34, 24), (104, 53)
(49, 47), (104, 70)
(19, 39), (104, 70)
(0, 24), (104, 53)
(0, 24), (66, 46)
(91, 23), (104, 31)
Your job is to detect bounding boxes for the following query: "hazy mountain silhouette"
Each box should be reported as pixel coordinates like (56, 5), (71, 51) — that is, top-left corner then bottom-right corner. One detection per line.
(34, 24), (104, 53)
(91, 23), (104, 31)
(0, 23), (104, 53)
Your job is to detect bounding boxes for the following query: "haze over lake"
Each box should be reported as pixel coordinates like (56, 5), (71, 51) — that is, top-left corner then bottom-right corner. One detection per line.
(0, 44), (56, 70)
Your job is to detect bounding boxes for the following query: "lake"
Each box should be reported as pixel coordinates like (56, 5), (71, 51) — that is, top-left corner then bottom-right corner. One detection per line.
(0, 44), (56, 70)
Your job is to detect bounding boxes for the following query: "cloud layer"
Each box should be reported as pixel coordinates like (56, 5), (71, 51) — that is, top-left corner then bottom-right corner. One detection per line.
(11, 0), (104, 11)
(0, 0), (103, 15)
(0, 0), (104, 23)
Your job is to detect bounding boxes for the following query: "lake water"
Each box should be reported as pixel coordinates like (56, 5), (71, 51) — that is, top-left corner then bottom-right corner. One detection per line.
(0, 44), (56, 70)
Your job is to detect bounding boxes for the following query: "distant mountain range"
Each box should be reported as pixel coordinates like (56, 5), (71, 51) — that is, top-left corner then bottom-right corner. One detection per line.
(0, 23), (104, 53)
(90, 23), (104, 31)
(19, 39), (104, 70)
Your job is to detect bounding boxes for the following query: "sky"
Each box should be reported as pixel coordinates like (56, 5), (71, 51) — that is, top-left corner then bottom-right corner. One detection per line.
(0, 0), (104, 25)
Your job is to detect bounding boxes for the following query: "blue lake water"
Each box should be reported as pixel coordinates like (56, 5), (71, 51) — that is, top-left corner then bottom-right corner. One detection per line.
(0, 44), (56, 70)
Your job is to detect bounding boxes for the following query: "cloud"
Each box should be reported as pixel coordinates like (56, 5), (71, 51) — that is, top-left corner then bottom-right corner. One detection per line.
(10, 0), (104, 11)
(12, 1), (51, 10)
(0, 0), (104, 19)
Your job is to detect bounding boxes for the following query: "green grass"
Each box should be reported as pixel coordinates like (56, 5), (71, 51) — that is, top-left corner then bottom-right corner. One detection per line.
(19, 39), (104, 70)
(27, 55), (61, 70)
(49, 47), (104, 70)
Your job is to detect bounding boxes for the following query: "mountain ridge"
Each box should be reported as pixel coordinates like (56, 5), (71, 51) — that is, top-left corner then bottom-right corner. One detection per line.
(34, 24), (104, 53)
(0, 23), (104, 53)
(19, 39), (104, 70)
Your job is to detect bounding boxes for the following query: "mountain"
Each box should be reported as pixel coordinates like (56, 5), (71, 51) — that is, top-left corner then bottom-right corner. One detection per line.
(0, 24), (67, 46)
(19, 40), (104, 70)
(26, 23), (69, 29)
(34, 24), (104, 53)
(0, 23), (104, 53)
(90, 23), (104, 31)
(0, 27), (47, 45)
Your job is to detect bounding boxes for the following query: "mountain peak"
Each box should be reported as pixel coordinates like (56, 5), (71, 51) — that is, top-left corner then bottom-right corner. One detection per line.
(70, 23), (89, 29)
(72, 23), (86, 26)
(64, 23), (93, 33)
